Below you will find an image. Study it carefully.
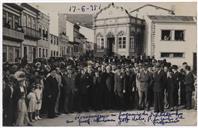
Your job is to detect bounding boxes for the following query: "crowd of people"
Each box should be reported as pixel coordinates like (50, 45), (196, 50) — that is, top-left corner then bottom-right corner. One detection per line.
(3, 55), (197, 126)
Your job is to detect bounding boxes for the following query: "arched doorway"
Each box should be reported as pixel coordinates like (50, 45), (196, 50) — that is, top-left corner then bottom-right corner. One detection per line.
(106, 32), (115, 56)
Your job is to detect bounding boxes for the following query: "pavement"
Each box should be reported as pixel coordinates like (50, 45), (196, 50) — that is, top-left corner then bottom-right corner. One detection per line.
(32, 108), (197, 126)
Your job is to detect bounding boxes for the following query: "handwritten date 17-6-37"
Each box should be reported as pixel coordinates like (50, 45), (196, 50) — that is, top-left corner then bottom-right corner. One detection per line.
(69, 4), (101, 13)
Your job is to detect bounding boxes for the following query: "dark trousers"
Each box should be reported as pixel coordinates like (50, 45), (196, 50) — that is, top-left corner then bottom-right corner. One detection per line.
(154, 92), (164, 112)
(80, 94), (89, 111)
(124, 92), (132, 109)
(115, 91), (124, 110)
(59, 87), (65, 113)
(47, 95), (57, 118)
(185, 91), (192, 109)
(3, 101), (14, 126)
(169, 89), (178, 108)
(104, 90), (113, 109)
(64, 93), (74, 113)
(180, 84), (186, 105)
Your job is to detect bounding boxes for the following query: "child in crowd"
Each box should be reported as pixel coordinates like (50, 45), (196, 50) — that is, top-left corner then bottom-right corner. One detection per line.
(27, 87), (37, 122)
(16, 93), (30, 126)
(35, 83), (43, 120)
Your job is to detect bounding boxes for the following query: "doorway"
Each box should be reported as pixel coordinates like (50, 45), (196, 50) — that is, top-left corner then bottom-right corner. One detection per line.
(24, 46), (27, 57)
(107, 37), (114, 56)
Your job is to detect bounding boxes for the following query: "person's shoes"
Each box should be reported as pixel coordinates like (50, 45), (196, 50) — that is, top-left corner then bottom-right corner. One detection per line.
(38, 116), (42, 120)
(186, 107), (191, 110)
(27, 123), (33, 126)
(146, 108), (150, 111)
(56, 112), (61, 115)
(170, 108), (174, 111)
(35, 116), (38, 120)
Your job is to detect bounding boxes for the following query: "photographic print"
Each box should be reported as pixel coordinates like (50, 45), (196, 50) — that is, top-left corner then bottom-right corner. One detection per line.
(2, 0), (197, 126)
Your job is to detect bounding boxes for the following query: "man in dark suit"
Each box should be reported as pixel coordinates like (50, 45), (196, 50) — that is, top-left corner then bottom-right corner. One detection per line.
(123, 67), (133, 110)
(77, 68), (91, 112)
(184, 66), (195, 110)
(105, 65), (114, 109)
(45, 68), (59, 118)
(62, 67), (76, 114)
(153, 65), (166, 112)
(171, 65), (180, 110)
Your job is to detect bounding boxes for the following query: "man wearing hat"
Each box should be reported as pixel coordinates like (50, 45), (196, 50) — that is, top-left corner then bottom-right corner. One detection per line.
(45, 68), (59, 118)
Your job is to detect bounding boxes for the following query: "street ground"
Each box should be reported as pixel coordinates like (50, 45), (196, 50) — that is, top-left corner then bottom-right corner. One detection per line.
(32, 107), (197, 126)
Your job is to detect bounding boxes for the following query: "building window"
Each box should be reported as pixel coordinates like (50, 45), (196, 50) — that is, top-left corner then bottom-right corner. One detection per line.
(27, 15), (31, 28)
(32, 18), (36, 29)
(46, 49), (48, 57)
(161, 52), (184, 58)
(56, 51), (59, 56)
(101, 38), (104, 49)
(74, 46), (78, 52)
(14, 16), (20, 30)
(43, 49), (45, 57)
(22, 14), (27, 27)
(43, 29), (45, 40)
(54, 51), (56, 57)
(118, 37), (126, 49)
(8, 47), (14, 62)
(3, 11), (7, 27)
(96, 33), (104, 50)
(39, 48), (41, 58)
(175, 30), (184, 41)
(51, 36), (53, 44)
(96, 37), (104, 49)
(51, 51), (53, 57)
(46, 29), (48, 41)
(130, 36), (135, 49)
(8, 13), (13, 29)
(3, 46), (7, 62)
(161, 30), (171, 40)
(54, 37), (56, 45)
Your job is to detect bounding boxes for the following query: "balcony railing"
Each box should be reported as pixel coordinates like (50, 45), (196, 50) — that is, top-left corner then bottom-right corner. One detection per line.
(3, 27), (24, 41)
(23, 26), (41, 40)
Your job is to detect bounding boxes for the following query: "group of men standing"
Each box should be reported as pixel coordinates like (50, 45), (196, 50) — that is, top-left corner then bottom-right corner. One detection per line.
(41, 57), (196, 117)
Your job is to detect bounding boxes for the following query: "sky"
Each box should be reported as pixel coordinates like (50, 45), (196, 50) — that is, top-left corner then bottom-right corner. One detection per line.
(30, 2), (197, 42)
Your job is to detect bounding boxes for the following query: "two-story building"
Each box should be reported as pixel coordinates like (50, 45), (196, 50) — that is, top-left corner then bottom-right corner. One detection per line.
(3, 3), (24, 63)
(94, 3), (145, 57)
(130, 4), (175, 56)
(147, 15), (197, 69)
(21, 3), (41, 63)
(49, 34), (60, 57)
(37, 11), (50, 58)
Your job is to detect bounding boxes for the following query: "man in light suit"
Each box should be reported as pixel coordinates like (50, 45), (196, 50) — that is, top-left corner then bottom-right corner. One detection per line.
(114, 67), (125, 110)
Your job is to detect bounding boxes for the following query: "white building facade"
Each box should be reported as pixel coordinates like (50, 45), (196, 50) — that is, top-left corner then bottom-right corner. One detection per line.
(147, 15), (197, 68)
(94, 3), (145, 57)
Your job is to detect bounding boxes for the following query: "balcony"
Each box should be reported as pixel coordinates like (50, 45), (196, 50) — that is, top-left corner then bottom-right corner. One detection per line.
(3, 27), (24, 41)
(23, 26), (41, 40)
